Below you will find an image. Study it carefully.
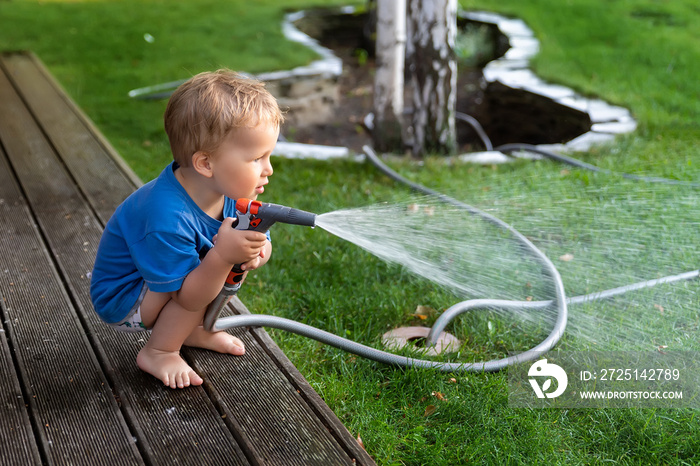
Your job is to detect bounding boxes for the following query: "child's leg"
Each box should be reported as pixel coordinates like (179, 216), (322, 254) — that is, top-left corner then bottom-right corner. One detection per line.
(137, 293), (205, 389)
(136, 290), (245, 389)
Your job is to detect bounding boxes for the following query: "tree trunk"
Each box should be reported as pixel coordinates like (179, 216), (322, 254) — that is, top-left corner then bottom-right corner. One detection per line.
(406, 0), (458, 156)
(372, 0), (406, 153)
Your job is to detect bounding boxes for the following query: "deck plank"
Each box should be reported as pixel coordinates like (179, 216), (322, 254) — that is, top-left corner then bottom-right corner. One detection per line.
(188, 332), (352, 465)
(0, 148), (43, 466)
(241, 308), (372, 463)
(0, 51), (375, 466)
(0, 86), (142, 463)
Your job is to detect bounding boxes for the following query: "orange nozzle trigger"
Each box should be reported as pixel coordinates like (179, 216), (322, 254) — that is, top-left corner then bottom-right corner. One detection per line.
(235, 198), (251, 213)
(235, 198), (262, 214)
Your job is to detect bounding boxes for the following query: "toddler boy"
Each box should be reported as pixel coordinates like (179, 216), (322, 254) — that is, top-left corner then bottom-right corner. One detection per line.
(91, 70), (281, 389)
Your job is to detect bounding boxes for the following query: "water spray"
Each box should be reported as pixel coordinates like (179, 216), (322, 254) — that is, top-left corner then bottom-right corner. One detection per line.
(203, 147), (698, 373)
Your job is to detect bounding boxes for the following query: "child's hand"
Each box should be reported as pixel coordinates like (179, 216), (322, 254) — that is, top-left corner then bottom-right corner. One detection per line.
(211, 217), (268, 265)
(241, 236), (272, 272)
(240, 255), (263, 271)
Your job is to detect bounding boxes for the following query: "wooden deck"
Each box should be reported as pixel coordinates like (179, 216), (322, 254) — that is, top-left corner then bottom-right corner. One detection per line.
(0, 51), (374, 466)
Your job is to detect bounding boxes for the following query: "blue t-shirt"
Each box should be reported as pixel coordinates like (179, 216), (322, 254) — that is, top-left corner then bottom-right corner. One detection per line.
(91, 162), (239, 323)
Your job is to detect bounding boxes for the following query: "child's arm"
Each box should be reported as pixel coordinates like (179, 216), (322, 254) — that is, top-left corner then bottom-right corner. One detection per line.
(170, 217), (267, 312)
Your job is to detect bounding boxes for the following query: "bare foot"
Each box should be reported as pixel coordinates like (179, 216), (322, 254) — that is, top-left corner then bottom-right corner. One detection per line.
(183, 327), (246, 356)
(136, 346), (204, 389)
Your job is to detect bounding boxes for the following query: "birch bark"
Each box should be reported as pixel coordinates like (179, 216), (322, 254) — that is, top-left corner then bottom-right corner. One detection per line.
(372, 0), (406, 152)
(406, 0), (458, 156)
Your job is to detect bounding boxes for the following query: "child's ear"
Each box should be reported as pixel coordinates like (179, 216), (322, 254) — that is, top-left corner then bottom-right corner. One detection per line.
(192, 151), (213, 177)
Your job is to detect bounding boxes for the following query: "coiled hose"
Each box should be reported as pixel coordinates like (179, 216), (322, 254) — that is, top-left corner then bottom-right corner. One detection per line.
(213, 138), (698, 373)
(216, 145), (570, 372)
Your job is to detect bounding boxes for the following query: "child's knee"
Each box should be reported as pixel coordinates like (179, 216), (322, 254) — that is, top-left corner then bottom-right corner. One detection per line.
(139, 289), (172, 328)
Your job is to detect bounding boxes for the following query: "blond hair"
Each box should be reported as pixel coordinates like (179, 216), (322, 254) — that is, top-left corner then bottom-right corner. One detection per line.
(164, 70), (283, 166)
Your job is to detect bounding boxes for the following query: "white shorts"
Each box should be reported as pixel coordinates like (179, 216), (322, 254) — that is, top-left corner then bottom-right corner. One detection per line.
(109, 284), (150, 333)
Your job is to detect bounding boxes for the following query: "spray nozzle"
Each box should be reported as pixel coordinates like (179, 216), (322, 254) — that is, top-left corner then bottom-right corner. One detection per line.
(204, 199), (316, 331)
(234, 198), (316, 233)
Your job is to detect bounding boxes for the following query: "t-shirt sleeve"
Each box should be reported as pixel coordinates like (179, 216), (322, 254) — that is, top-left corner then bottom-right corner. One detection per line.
(129, 230), (200, 293)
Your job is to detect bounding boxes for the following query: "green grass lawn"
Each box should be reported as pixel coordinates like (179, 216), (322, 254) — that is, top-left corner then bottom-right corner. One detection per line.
(2, 0), (698, 464)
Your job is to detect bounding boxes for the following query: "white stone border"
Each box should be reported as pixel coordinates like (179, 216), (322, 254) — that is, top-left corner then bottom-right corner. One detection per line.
(272, 8), (637, 163)
(258, 9), (345, 82)
(461, 10), (637, 162)
(273, 141), (350, 160)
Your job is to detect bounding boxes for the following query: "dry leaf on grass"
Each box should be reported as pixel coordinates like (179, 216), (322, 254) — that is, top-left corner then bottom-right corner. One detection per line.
(412, 305), (436, 320)
(423, 405), (437, 417)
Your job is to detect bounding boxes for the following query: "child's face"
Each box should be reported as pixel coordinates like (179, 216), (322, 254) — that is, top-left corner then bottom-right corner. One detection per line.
(208, 123), (278, 200)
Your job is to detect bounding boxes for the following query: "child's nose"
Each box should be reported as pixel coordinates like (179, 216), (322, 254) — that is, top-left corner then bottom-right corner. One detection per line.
(263, 160), (273, 177)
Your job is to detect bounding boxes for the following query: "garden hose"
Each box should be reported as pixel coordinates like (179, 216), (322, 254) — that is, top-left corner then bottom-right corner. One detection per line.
(496, 143), (700, 188)
(215, 142), (570, 372)
(361, 144), (697, 361)
(213, 143), (698, 372)
(210, 140), (697, 373)
(455, 110), (699, 188)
